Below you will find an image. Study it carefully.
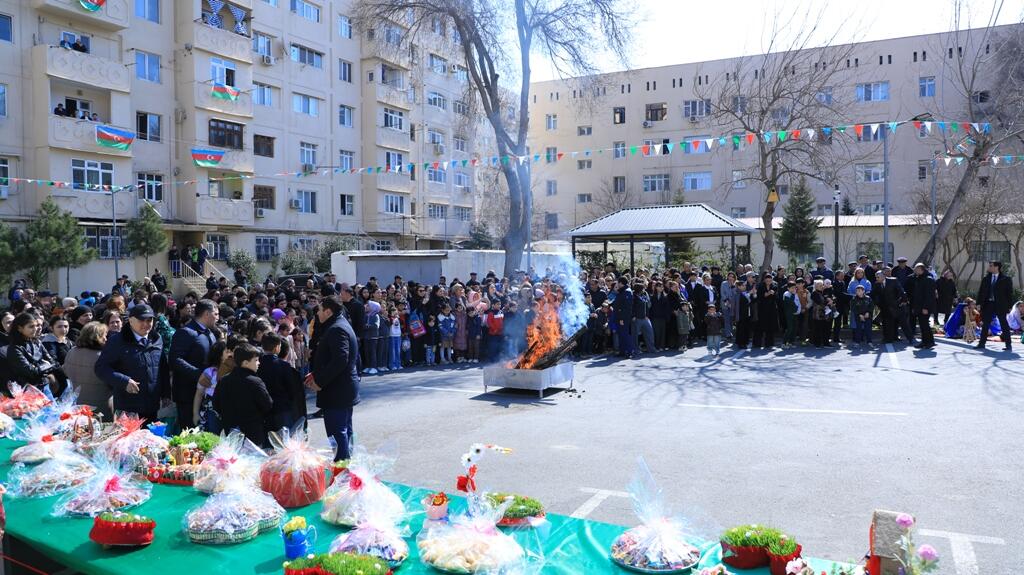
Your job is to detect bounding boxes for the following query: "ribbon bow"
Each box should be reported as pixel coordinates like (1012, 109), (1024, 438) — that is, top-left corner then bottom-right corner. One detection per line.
(211, 456), (238, 470)
(41, 434), (54, 443)
(456, 465), (478, 494)
(348, 473), (363, 492)
(103, 476), (122, 493)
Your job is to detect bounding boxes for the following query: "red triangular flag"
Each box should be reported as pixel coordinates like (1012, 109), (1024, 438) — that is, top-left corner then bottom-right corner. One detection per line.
(471, 158), (478, 166)
(791, 129), (801, 140)
(556, 152), (564, 161)
(691, 140), (701, 152)
(853, 124), (864, 137)
(432, 162), (439, 169)
(641, 145), (650, 156)
(745, 133), (755, 145)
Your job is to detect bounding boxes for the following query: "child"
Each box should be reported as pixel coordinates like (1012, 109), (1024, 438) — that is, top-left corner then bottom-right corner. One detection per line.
(278, 338), (306, 429)
(397, 302), (412, 367)
(437, 304), (456, 364)
(291, 328), (309, 377)
(193, 340), (230, 434)
(213, 343), (272, 448)
(704, 303), (723, 355)
(963, 298), (980, 343)
(482, 300), (505, 361)
(388, 308), (402, 370)
(676, 301), (694, 351)
(453, 303), (468, 363)
(783, 282), (799, 347)
(851, 285), (874, 346)
(257, 333), (295, 434)
(424, 315), (438, 365)
(466, 306), (482, 363)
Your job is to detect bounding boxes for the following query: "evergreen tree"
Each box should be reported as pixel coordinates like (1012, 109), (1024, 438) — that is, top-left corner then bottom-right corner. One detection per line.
(314, 238), (356, 272)
(0, 221), (20, 290)
(777, 178), (822, 264)
(841, 196), (857, 216)
(462, 222), (495, 249)
(228, 249), (257, 283)
(124, 203), (169, 273)
(20, 197), (96, 290)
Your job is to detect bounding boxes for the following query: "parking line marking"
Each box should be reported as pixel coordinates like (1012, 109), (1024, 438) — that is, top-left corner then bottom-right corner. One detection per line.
(571, 488), (631, 519)
(412, 386), (478, 394)
(884, 343), (902, 369)
(918, 529), (1005, 575)
(677, 403), (907, 417)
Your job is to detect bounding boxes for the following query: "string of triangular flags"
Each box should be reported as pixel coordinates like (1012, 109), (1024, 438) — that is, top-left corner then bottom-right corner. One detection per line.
(1, 117), (1016, 193)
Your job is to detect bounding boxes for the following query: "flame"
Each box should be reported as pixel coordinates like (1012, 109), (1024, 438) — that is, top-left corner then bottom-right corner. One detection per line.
(513, 291), (563, 369)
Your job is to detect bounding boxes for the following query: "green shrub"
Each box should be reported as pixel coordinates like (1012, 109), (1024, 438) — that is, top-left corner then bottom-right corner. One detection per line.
(168, 431), (221, 453)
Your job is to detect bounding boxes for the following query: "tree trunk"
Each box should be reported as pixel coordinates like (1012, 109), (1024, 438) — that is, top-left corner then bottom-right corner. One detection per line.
(916, 159), (980, 266)
(760, 200), (777, 272)
(500, 161), (530, 278)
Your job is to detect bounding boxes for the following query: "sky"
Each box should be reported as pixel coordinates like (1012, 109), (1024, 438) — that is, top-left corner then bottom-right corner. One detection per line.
(529, 0), (1024, 82)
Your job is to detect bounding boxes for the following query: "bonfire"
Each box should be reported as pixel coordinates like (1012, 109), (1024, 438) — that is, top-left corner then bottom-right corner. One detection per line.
(510, 288), (585, 370)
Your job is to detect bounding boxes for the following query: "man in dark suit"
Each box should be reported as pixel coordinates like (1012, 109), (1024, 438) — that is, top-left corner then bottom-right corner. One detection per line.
(687, 273), (709, 340)
(169, 299), (219, 429)
(875, 270), (905, 344)
(94, 305), (170, 422)
(910, 263), (937, 349)
(976, 261), (1013, 351)
(306, 295), (360, 461)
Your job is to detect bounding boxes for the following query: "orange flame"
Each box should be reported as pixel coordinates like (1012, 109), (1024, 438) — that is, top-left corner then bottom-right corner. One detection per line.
(513, 291), (563, 369)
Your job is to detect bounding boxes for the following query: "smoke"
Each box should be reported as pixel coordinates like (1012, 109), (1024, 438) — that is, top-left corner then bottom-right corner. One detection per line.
(547, 254), (589, 337)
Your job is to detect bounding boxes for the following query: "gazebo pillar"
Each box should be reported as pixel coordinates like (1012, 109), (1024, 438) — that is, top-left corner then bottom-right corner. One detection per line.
(730, 234), (736, 270)
(664, 236), (670, 270)
(629, 235), (635, 274)
(571, 236), (577, 260)
(603, 240), (608, 263)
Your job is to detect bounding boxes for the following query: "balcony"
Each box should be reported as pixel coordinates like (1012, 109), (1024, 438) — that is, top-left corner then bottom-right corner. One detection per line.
(32, 0), (130, 30)
(376, 172), (413, 193)
(195, 196), (256, 227)
(194, 84), (254, 118)
(375, 83), (412, 110)
(200, 148), (254, 173)
(376, 127), (411, 151)
(48, 116), (132, 157)
(423, 103), (450, 126)
(417, 218), (470, 238)
(193, 21), (253, 63)
(36, 45), (130, 92)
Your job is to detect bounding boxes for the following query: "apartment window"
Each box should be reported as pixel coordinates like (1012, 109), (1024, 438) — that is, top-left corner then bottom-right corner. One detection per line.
(731, 96), (747, 114)
(918, 160), (930, 181)
(682, 171), (712, 191)
(136, 173), (163, 201)
(373, 240), (393, 251)
(645, 103), (667, 122)
(290, 44), (323, 68)
(856, 163), (885, 183)
(861, 204), (888, 216)
(577, 160), (592, 170)
(682, 99), (711, 117)
(427, 91), (447, 110)
(136, 112), (161, 142)
(209, 119), (243, 149)
(578, 126), (592, 136)
(384, 194), (405, 214)
(254, 134), (274, 157)
(384, 150), (403, 169)
(253, 185), (275, 209)
(816, 87), (833, 105)
(253, 32), (273, 56)
(135, 0), (159, 23)
(683, 136), (711, 154)
(338, 105), (354, 127)
(817, 204), (834, 216)
(453, 136), (467, 153)
(299, 142), (317, 165)
(338, 15), (352, 38)
(334, 59), (352, 82)
(430, 15), (445, 36)
(918, 76), (936, 98)
(296, 190), (317, 213)
(427, 129), (444, 145)
(338, 149), (354, 170)
(642, 174), (670, 193)
(0, 158), (7, 186)
(857, 124), (882, 142)
(613, 176), (625, 194)
(135, 51), (160, 83)
(777, 184), (790, 196)
(427, 167), (446, 183)
(856, 81), (889, 102)
(973, 91), (991, 104)
(206, 234), (228, 260)
(72, 159), (113, 191)
(0, 84), (5, 117)
(771, 107), (790, 125)
(613, 141), (626, 158)
(732, 170), (746, 189)
(0, 14), (10, 43)
(255, 236), (279, 261)
(453, 100), (469, 116)
(429, 53), (448, 75)
(969, 240), (1011, 263)
(290, 0), (320, 22)
(545, 147), (557, 163)
(453, 65), (468, 82)
(546, 180), (557, 196)
(730, 207), (747, 218)
(210, 57), (236, 86)
(427, 203), (448, 219)
(612, 107), (625, 124)
(339, 194), (354, 216)
(641, 139), (658, 157)
(545, 213), (559, 230)
(454, 172), (470, 189)
(577, 193), (592, 204)
(454, 206), (471, 221)
(83, 227), (129, 259)
(383, 107), (404, 130)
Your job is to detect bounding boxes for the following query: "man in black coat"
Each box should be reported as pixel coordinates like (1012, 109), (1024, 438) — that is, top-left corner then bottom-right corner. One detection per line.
(214, 343), (272, 447)
(94, 305), (170, 422)
(686, 273), (709, 340)
(976, 261), (1013, 351)
(257, 333), (296, 433)
(753, 274), (779, 349)
(910, 263), (937, 349)
(875, 270), (905, 344)
(306, 295), (360, 461)
(611, 278), (634, 357)
(169, 299), (219, 429)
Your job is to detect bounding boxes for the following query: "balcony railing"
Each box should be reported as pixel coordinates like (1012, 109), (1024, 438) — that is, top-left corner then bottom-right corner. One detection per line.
(376, 172), (413, 193)
(194, 83), (254, 118)
(36, 45), (130, 92)
(195, 196), (256, 227)
(32, 0), (130, 30)
(376, 126), (411, 151)
(48, 116), (132, 157)
(375, 83), (412, 110)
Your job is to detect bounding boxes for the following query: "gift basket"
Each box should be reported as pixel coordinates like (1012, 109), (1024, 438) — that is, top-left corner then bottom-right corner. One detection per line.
(260, 427), (328, 508)
(10, 417), (74, 464)
(89, 512), (156, 548)
(43, 388), (100, 443)
(99, 413), (169, 467)
(320, 444), (403, 527)
(193, 430), (267, 494)
(53, 460), (152, 517)
(0, 412), (14, 438)
(0, 383), (51, 419)
(609, 458), (703, 574)
(140, 429), (220, 485)
(184, 480), (285, 545)
(7, 445), (96, 498)
(417, 493), (525, 574)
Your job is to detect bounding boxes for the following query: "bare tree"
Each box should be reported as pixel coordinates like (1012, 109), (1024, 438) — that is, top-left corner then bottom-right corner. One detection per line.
(355, 0), (634, 277)
(587, 177), (636, 220)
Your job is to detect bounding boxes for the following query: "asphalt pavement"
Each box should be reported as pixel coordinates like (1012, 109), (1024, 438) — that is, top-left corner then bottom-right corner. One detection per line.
(306, 337), (1023, 575)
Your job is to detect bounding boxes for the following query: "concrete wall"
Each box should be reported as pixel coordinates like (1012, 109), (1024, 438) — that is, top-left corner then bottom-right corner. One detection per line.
(331, 249), (571, 284)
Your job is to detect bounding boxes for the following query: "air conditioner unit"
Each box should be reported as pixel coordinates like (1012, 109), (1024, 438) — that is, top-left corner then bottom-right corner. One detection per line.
(300, 163), (315, 173)
(289, 198), (303, 209)
(255, 207), (266, 218)
(434, 143), (446, 155)
(174, 108), (187, 124)
(0, 186), (8, 200)
(688, 116), (698, 123)
(261, 55), (275, 66)
(642, 120), (652, 128)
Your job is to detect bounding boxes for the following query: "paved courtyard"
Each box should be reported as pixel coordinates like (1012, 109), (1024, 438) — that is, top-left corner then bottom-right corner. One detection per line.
(308, 338), (1022, 575)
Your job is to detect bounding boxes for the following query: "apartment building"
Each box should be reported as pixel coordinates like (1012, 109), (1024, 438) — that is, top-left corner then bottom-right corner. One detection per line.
(0, 0), (480, 293)
(527, 26), (1016, 255)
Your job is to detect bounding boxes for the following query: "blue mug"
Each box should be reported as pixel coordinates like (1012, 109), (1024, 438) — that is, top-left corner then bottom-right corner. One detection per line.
(283, 526), (317, 560)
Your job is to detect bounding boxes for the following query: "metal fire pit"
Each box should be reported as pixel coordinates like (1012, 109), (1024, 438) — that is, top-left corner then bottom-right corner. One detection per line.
(482, 362), (574, 398)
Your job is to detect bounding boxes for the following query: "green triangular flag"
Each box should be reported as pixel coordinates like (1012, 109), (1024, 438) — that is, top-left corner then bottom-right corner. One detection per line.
(778, 131), (788, 142)
(951, 123), (959, 133)
(630, 146), (638, 156)
(837, 126), (847, 133)
(732, 135), (740, 147)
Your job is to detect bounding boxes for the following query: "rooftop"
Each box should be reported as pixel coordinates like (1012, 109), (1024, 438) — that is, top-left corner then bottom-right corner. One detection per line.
(569, 204), (755, 241)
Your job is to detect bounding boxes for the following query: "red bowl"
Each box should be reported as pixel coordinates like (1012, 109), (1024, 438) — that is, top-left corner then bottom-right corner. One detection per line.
(720, 540), (770, 569)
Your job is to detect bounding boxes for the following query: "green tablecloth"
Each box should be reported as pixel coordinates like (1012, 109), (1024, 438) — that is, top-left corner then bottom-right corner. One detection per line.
(0, 437), (845, 574)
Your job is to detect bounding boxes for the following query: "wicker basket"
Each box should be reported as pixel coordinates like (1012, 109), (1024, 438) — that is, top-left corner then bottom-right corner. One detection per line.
(187, 522), (259, 545)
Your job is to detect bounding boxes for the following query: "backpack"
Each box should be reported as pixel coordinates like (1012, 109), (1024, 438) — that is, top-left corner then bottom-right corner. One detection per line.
(408, 311), (426, 338)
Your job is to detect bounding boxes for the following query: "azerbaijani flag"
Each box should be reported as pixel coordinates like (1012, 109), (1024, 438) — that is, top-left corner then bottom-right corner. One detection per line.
(79, 0), (106, 11)
(211, 82), (240, 101)
(94, 125), (135, 151)
(191, 148), (226, 167)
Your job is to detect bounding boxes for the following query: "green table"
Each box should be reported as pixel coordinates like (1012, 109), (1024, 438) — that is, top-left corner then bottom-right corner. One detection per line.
(0, 438), (845, 574)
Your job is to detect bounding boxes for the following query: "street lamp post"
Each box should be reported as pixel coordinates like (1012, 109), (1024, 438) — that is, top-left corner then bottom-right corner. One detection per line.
(930, 154), (938, 265)
(833, 185), (841, 268)
(109, 185), (135, 285)
(882, 124), (890, 264)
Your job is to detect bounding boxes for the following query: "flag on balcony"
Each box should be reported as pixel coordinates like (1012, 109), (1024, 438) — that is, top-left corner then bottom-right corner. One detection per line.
(79, 0), (106, 11)
(211, 82), (240, 101)
(94, 125), (135, 150)
(191, 148), (226, 167)
(227, 3), (248, 36)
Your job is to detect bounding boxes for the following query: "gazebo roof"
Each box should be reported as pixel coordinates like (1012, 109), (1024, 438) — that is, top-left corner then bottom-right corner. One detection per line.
(568, 204), (756, 241)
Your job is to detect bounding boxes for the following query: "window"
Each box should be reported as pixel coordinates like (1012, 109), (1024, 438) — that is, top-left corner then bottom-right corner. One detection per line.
(253, 185), (275, 209)
(427, 91), (447, 110)
(771, 107), (790, 125)
(727, 207), (746, 219)
(0, 158), (7, 186)
(682, 171), (712, 191)
(254, 134), (274, 157)
(545, 213), (559, 230)
(642, 139), (658, 157)
(136, 112), (161, 142)
(248, 83), (272, 108)
(296, 190), (317, 213)
(919, 76), (935, 98)
(255, 236), (278, 261)
(384, 150), (403, 169)
(546, 180), (557, 196)
(453, 100), (469, 116)
(290, 0), (320, 22)
(856, 163), (885, 183)
(373, 240), (393, 251)
(453, 136), (467, 153)
(427, 166), (446, 183)
(453, 65), (468, 82)
(339, 194), (354, 215)
(643, 174), (670, 193)
(383, 107), (404, 130)
(454, 172), (470, 189)
(577, 160), (592, 170)
(253, 32), (273, 56)
(429, 53), (448, 75)
(384, 194), (405, 214)
(135, 0), (159, 23)
(682, 99), (711, 117)
(856, 81), (889, 102)
(299, 142), (317, 165)
(202, 234), (228, 260)
(84, 227), (129, 259)
(613, 107), (625, 124)
(210, 57), (236, 87)
(338, 105), (354, 127)
(338, 149), (354, 170)
(577, 193), (592, 204)
(969, 241), (1010, 263)
(613, 141), (626, 158)
(816, 87), (833, 105)
(0, 14), (10, 43)
(613, 176), (625, 194)
(545, 147), (557, 163)
(817, 204), (834, 216)
(338, 15), (352, 38)
(857, 124), (882, 142)
(731, 96), (747, 114)
(777, 184), (790, 196)
(209, 119), (243, 149)
(645, 103), (667, 121)
(427, 129), (444, 145)
(72, 159), (113, 191)
(135, 51), (160, 83)
(578, 126), (592, 136)
(543, 114), (557, 130)
(334, 59), (353, 82)
(732, 170), (746, 188)
(861, 203), (888, 215)
(427, 203), (448, 219)
(973, 91), (991, 104)
(136, 173), (163, 201)
(290, 44), (323, 68)
(683, 136), (711, 154)
(0, 84), (5, 117)
(454, 206), (471, 221)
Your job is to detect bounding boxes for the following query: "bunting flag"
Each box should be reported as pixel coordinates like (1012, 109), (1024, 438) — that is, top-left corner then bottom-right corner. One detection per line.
(211, 82), (240, 101)
(746, 133), (755, 145)
(227, 3), (248, 35)
(79, 0), (106, 11)
(94, 125), (135, 150)
(853, 124), (864, 138)
(191, 148), (226, 167)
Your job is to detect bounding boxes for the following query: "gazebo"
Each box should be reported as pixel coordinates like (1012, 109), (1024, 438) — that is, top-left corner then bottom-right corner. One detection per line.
(567, 204), (756, 271)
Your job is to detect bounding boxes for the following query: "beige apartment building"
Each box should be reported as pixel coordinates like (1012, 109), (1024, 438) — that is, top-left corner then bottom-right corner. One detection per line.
(0, 0), (480, 293)
(527, 26), (1019, 264)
